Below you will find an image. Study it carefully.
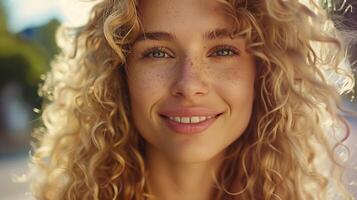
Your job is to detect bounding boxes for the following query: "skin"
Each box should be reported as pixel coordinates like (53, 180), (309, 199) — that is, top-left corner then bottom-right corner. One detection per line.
(126, 0), (256, 199)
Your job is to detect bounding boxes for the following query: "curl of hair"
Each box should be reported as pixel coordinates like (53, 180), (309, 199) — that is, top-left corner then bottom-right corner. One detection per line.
(28, 0), (355, 199)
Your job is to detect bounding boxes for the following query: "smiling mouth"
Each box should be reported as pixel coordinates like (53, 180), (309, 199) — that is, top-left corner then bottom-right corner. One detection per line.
(160, 113), (223, 126)
(159, 113), (223, 134)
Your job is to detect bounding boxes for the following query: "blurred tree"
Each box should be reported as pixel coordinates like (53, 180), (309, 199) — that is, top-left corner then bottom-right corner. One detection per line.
(0, 1), (59, 154)
(19, 19), (60, 65)
(0, 2), (60, 105)
(0, 0), (7, 34)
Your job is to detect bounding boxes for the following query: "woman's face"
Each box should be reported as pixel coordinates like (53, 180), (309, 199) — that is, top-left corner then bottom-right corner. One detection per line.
(126, 0), (256, 163)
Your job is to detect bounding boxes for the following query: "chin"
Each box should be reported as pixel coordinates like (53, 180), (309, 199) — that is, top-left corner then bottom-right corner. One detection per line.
(164, 145), (224, 164)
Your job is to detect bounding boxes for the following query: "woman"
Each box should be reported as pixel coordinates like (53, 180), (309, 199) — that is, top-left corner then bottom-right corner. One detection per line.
(28, 0), (355, 199)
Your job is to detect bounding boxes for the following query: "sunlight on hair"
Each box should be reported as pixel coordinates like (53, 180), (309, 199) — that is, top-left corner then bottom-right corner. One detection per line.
(59, 0), (98, 27)
(298, 0), (355, 96)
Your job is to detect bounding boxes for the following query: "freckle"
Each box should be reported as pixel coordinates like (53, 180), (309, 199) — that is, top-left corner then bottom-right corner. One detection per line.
(213, 68), (242, 87)
(146, 71), (167, 83)
(156, 73), (166, 82)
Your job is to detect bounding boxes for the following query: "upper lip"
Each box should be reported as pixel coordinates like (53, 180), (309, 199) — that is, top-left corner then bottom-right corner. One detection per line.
(159, 107), (224, 117)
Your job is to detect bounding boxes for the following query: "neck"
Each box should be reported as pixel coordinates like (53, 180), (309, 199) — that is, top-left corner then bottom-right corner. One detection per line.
(146, 146), (224, 200)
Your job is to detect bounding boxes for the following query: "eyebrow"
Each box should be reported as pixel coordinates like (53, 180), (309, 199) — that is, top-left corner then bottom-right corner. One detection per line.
(134, 28), (236, 43)
(204, 28), (236, 40)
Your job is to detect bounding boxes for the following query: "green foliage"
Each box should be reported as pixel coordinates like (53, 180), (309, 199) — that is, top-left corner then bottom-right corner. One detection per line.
(0, 1), (60, 108)
(0, 2), (7, 34)
(0, 35), (48, 85)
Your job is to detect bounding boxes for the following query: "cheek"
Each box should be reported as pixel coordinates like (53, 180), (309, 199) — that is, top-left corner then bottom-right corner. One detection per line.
(210, 62), (256, 133)
(127, 69), (168, 92)
(127, 67), (170, 120)
(210, 63), (255, 103)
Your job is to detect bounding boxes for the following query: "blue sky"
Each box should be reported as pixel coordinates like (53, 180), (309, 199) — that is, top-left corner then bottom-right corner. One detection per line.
(3, 0), (94, 32)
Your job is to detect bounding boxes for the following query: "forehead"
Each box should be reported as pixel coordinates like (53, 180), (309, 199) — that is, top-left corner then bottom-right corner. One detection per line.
(137, 0), (234, 32)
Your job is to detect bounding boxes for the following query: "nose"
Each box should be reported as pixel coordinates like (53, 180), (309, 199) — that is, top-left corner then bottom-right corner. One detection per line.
(170, 58), (209, 99)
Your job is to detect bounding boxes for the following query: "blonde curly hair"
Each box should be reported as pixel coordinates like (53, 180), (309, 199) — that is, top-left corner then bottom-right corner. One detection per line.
(28, 0), (356, 199)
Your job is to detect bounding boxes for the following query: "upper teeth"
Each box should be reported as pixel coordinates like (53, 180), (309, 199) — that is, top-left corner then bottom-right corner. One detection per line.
(168, 116), (214, 123)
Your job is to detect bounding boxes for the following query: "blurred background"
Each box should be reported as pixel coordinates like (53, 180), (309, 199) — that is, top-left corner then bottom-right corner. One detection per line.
(0, 0), (356, 199)
(0, 0), (94, 199)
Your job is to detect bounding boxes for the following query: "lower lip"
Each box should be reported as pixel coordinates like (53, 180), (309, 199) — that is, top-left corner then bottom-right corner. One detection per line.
(161, 115), (220, 135)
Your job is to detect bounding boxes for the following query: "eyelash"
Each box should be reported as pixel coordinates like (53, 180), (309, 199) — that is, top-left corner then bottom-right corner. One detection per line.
(208, 45), (240, 57)
(142, 47), (173, 59)
(141, 45), (240, 59)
